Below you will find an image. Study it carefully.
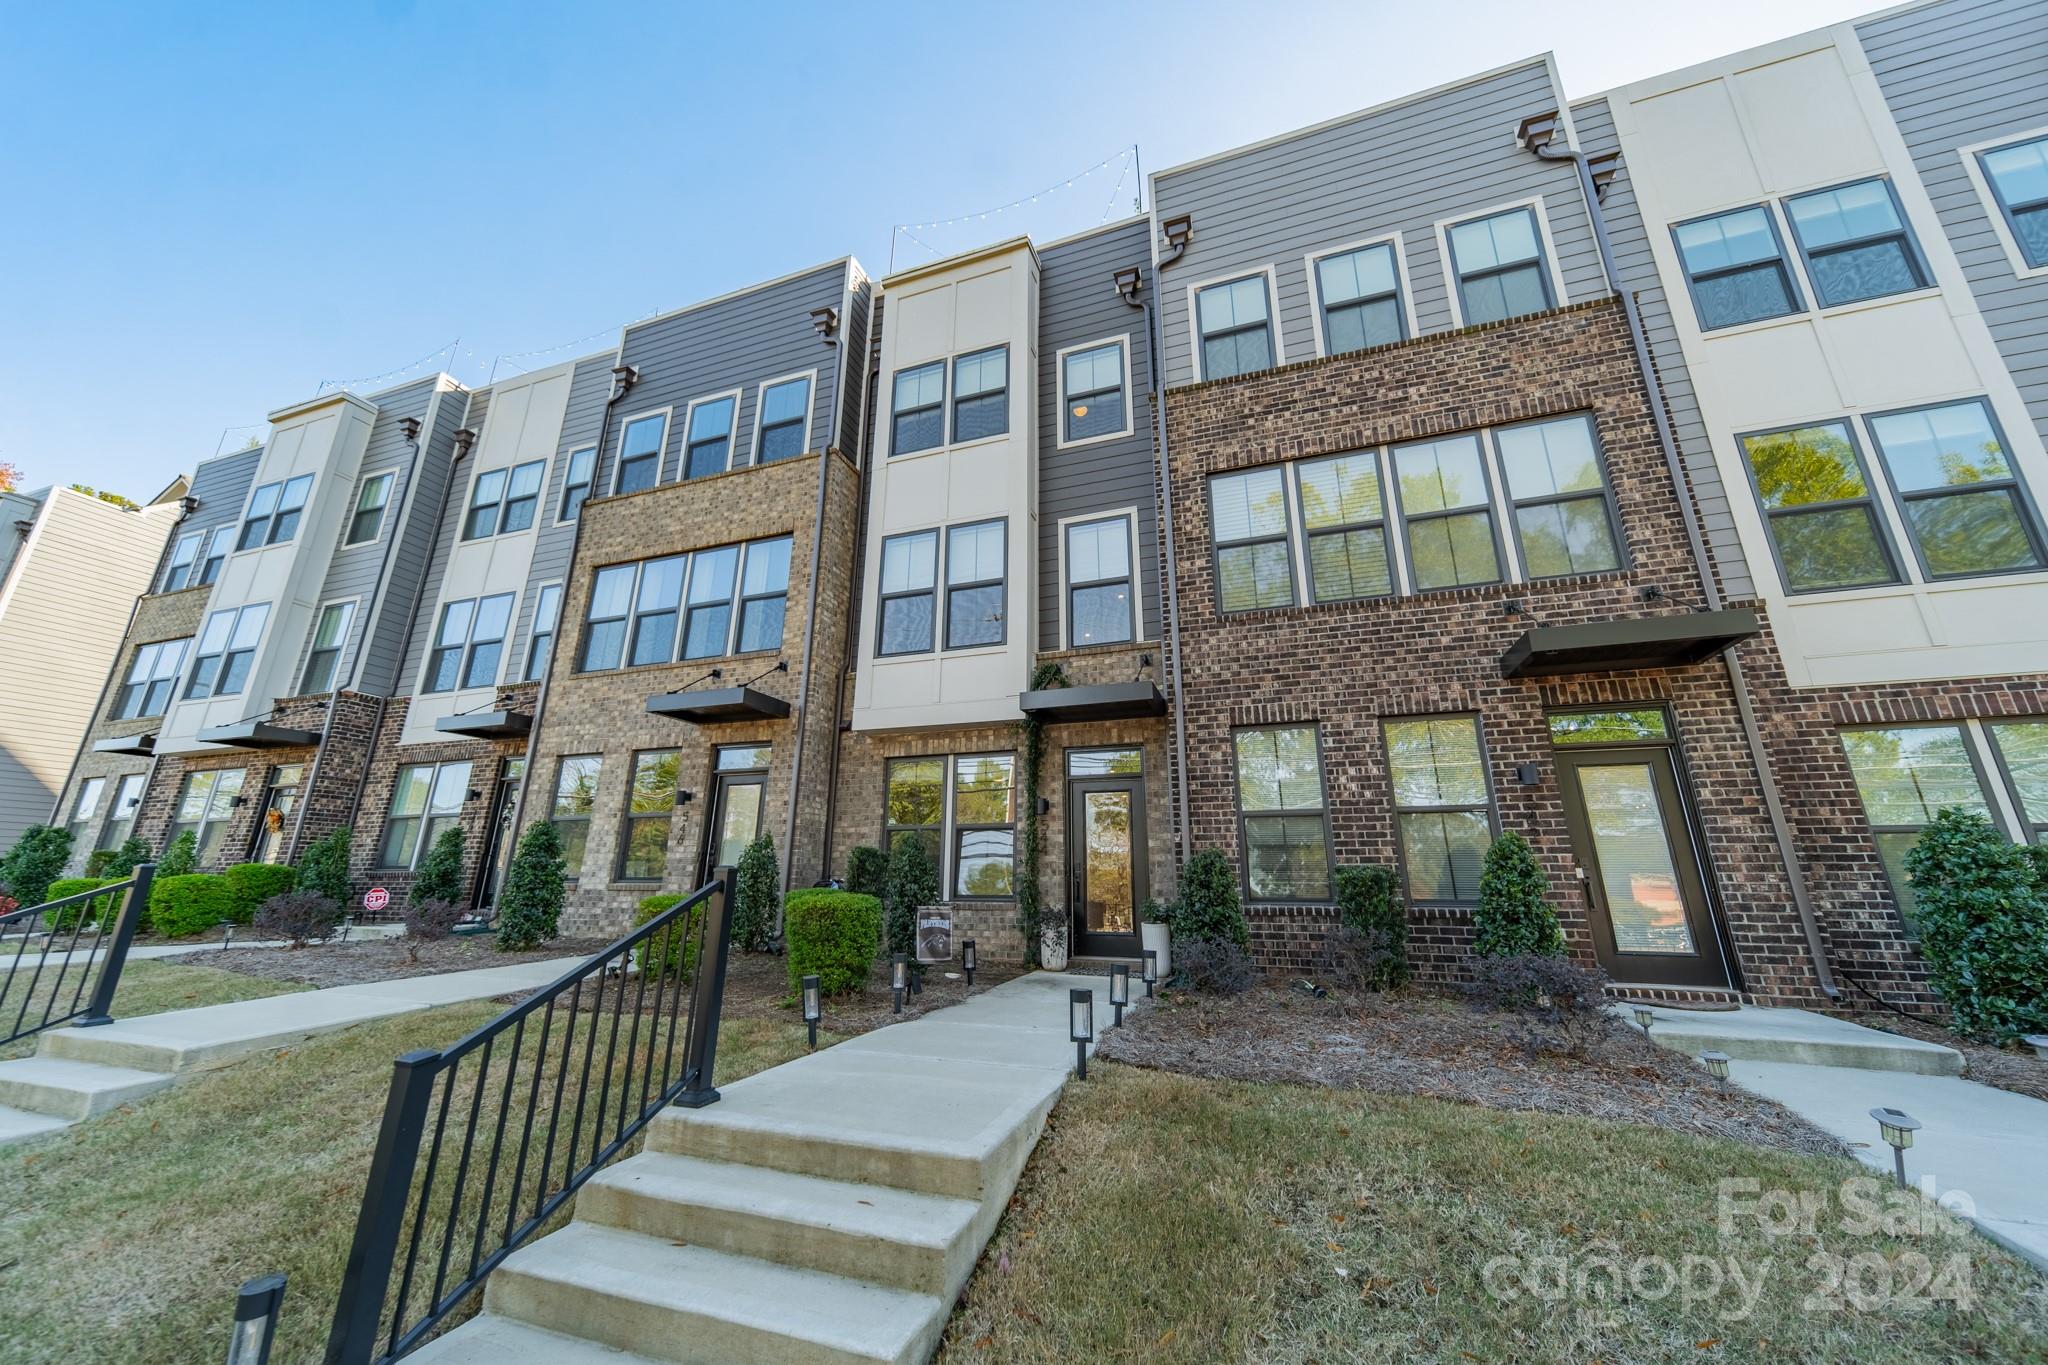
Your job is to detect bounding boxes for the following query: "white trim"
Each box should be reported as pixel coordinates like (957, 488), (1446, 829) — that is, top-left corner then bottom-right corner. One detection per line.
(1183, 264), (1286, 383)
(681, 388), (746, 478)
(1052, 334), (1136, 450)
(298, 595), (363, 694)
(610, 406), (673, 495)
(1477, 430), (1525, 584)
(552, 443), (600, 526)
(873, 520), (948, 660)
(1301, 231), (1417, 359)
(227, 470), (320, 562)
(1964, 718), (2029, 843)
(748, 368), (820, 466)
(1054, 506), (1146, 650)
(519, 578), (565, 683)
(1377, 447), (1411, 595)
(1433, 195), (1570, 329)
(341, 467), (398, 548)
(1957, 125), (2048, 282)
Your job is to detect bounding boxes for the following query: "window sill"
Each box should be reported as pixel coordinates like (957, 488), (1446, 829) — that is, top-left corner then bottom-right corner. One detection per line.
(1811, 286), (1944, 321)
(1053, 425), (1138, 453)
(572, 647), (782, 680)
(888, 431), (1011, 463)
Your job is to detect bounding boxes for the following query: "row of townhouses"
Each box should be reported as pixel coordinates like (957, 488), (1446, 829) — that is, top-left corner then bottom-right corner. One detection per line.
(32, 0), (2048, 1011)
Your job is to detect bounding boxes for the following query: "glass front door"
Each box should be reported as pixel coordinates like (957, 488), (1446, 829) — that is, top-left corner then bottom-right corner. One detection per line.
(1067, 760), (1147, 958)
(703, 775), (765, 881)
(251, 764), (304, 864)
(474, 758), (525, 912)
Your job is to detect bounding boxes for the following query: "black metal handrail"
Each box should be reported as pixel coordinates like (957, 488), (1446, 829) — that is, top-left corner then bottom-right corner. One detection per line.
(0, 863), (156, 1048)
(323, 866), (737, 1365)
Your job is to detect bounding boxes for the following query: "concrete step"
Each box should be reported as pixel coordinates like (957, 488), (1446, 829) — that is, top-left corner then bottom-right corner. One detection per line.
(577, 1150), (983, 1298)
(486, 1222), (948, 1365)
(1629, 1003), (1964, 1076)
(0, 1055), (173, 1120)
(409, 1314), (669, 1364)
(0, 1102), (72, 1144)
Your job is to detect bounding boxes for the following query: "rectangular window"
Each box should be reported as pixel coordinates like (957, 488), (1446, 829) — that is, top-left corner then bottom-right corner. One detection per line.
(891, 362), (945, 456)
(951, 347), (1009, 443)
(464, 460), (545, 540)
(944, 519), (1006, 649)
(1784, 178), (1927, 308)
(582, 565), (636, 671)
(756, 377), (811, 463)
(1840, 726), (1991, 927)
(618, 750), (680, 880)
(1297, 452), (1391, 602)
(1495, 415), (1623, 578)
(1739, 422), (1899, 592)
(1065, 516), (1134, 646)
(1987, 720), (2048, 843)
(1233, 725), (1331, 901)
(885, 758), (944, 867)
(66, 778), (106, 856)
(682, 546), (737, 660)
(614, 413), (667, 494)
(575, 536), (789, 671)
(1068, 748), (1142, 777)
(237, 474), (313, 550)
(1210, 467), (1293, 611)
(198, 526), (231, 586)
(116, 637), (190, 719)
(1195, 275), (1275, 380)
(559, 447), (596, 521)
(423, 593), (514, 692)
(737, 536), (791, 652)
(99, 773), (146, 852)
(952, 754), (1016, 898)
(299, 601), (356, 694)
(186, 603), (269, 700)
(379, 761), (472, 870)
(550, 755), (601, 877)
(684, 395), (738, 480)
(1448, 206), (1554, 324)
(524, 583), (562, 682)
(1980, 135), (2048, 269)
(878, 530), (938, 655)
(1672, 205), (1801, 329)
(169, 768), (246, 867)
(1864, 399), (2043, 580)
(347, 471), (395, 545)
(1314, 242), (1405, 353)
(162, 531), (201, 592)
(1384, 716), (1494, 905)
(1394, 435), (1502, 589)
(1061, 341), (1127, 444)
(718, 743), (772, 771)
(628, 555), (687, 667)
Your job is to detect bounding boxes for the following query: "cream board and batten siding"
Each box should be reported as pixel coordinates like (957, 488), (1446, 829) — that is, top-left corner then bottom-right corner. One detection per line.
(1602, 24), (2048, 688)
(157, 391), (377, 755)
(853, 240), (1039, 731)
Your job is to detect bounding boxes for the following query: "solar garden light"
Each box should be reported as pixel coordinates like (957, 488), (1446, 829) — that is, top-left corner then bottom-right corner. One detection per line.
(1870, 1107), (1922, 1189)
(1632, 1004), (1655, 1036)
(962, 938), (976, 988)
(801, 975), (822, 1051)
(1069, 988), (1094, 1079)
(1700, 1050), (1731, 1081)
(1141, 948), (1157, 998)
(892, 954), (909, 1014)
(226, 1272), (286, 1365)
(1110, 962), (1130, 1027)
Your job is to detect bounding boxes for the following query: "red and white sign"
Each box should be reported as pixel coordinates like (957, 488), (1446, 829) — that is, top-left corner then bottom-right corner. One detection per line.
(362, 887), (390, 913)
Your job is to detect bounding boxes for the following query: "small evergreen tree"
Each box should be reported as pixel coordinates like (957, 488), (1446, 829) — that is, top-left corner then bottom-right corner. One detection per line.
(1175, 848), (1250, 949)
(294, 827), (353, 904)
(0, 826), (75, 907)
(156, 830), (199, 880)
(1334, 864), (1408, 988)
(411, 826), (466, 907)
(1904, 808), (2048, 1041)
(103, 836), (150, 880)
(731, 832), (778, 952)
(884, 832), (938, 958)
(1473, 831), (1563, 957)
(844, 845), (887, 897)
(496, 822), (565, 951)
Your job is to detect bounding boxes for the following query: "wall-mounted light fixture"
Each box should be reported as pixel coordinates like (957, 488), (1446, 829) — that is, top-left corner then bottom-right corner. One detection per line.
(1515, 763), (1542, 786)
(810, 306), (840, 343)
(673, 789), (695, 807)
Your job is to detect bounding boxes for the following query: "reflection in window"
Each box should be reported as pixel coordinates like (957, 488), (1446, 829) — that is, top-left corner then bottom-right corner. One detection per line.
(952, 755), (1016, 897)
(1496, 416), (1621, 578)
(1298, 452), (1391, 602)
(1065, 516), (1134, 646)
(757, 378), (811, 463)
(1068, 748), (1142, 777)
(1673, 206), (1801, 329)
(1315, 242), (1405, 352)
(1196, 276), (1275, 380)
(1548, 710), (1670, 745)
(379, 761), (471, 870)
(1988, 721), (2048, 842)
(1210, 467), (1293, 611)
(168, 768), (246, 867)
(1784, 179), (1926, 308)
(550, 755), (601, 876)
(891, 363), (945, 456)
(885, 757), (944, 867)
(1395, 435), (1501, 589)
(615, 414), (666, 494)
(945, 520), (1006, 649)
(1980, 135), (2048, 268)
(1840, 726), (1990, 928)
(1384, 716), (1492, 904)
(685, 397), (737, 480)
(1740, 423), (1898, 592)
(618, 750), (680, 880)
(1062, 342), (1126, 442)
(1448, 207), (1553, 324)
(1865, 400), (2043, 579)
(1233, 726), (1330, 900)
(952, 348), (1008, 443)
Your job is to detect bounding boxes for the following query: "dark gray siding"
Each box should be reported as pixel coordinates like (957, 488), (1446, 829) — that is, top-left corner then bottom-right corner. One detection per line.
(1860, 0), (2048, 450)
(835, 278), (873, 459)
(157, 446), (260, 592)
(1572, 97), (1757, 600)
(1035, 218), (1162, 648)
(395, 387), (491, 696)
(1151, 58), (1603, 390)
(506, 353), (619, 677)
(354, 382), (469, 696)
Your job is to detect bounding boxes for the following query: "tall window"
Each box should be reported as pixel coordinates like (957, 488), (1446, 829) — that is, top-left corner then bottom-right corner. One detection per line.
(424, 594), (515, 692)
(347, 471), (395, 545)
(1980, 134), (2048, 268)
(66, 778), (106, 858)
(1672, 205), (1801, 329)
(583, 565), (636, 671)
(1314, 242), (1404, 353)
(1784, 179), (1926, 308)
(682, 546), (738, 659)
(1297, 452), (1391, 603)
(878, 530), (938, 655)
(614, 413), (667, 494)
(952, 754), (1016, 898)
(578, 536), (793, 671)
(299, 602), (356, 694)
(237, 474), (313, 550)
(1864, 400), (2043, 580)
(198, 526), (232, 586)
(162, 531), (201, 591)
(169, 768), (246, 867)
(738, 536), (791, 652)
(944, 519), (1006, 649)
(559, 447), (596, 520)
(1987, 720), (2048, 843)
(1840, 727), (1991, 926)
(1384, 716), (1494, 905)
(99, 774), (146, 852)
(684, 396), (737, 479)
(1065, 516), (1134, 646)
(115, 637), (189, 719)
(464, 460), (545, 539)
(1195, 275), (1274, 380)
(525, 583), (562, 681)
(891, 363), (945, 456)
(549, 756), (601, 877)
(618, 750), (680, 880)
(885, 758), (944, 866)
(1447, 206), (1553, 324)
(757, 377), (811, 463)
(1495, 415), (1622, 578)
(379, 761), (471, 870)
(1394, 435), (1502, 589)
(1210, 467), (1293, 611)
(1061, 341), (1127, 444)
(1233, 725), (1331, 901)
(186, 604), (269, 700)
(627, 555), (687, 667)
(951, 347), (1008, 442)
(1739, 422), (1899, 592)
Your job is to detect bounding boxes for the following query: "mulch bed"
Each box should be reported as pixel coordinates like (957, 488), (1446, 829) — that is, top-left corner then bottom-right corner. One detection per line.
(1096, 983), (1851, 1158)
(1847, 1011), (2048, 1102)
(161, 935), (614, 988)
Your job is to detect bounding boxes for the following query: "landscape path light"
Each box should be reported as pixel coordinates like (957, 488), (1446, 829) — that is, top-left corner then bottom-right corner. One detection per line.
(962, 938), (976, 988)
(802, 974), (821, 1051)
(226, 1272), (286, 1365)
(1870, 1106), (1922, 1188)
(892, 955), (909, 1014)
(1069, 987), (1094, 1079)
(1632, 1004), (1655, 1036)
(1110, 963), (1129, 1027)
(1700, 1050), (1730, 1081)
(1141, 948), (1157, 998)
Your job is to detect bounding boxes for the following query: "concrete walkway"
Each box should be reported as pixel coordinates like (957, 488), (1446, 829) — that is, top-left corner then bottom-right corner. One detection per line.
(415, 971), (1126, 1365)
(1626, 1001), (1963, 1074)
(0, 953), (581, 1145)
(6, 920), (405, 969)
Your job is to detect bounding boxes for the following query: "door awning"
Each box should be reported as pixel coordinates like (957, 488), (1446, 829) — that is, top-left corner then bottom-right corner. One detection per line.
(1499, 608), (1760, 679)
(197, 719), (324, 749)
(434, 710), (533, 740)
(645, 686), (792, 725)
(93, 732), (157, 758)
(1017, 680), (1168, 725)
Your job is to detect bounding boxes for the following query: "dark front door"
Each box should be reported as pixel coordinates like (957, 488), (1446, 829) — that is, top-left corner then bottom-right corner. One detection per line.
(1068, 776), (1147, 958)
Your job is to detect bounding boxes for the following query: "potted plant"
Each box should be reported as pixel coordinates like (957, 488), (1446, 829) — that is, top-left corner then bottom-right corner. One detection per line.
(1040, 919), (1069, 972)
(1140, 898), (1173, 981)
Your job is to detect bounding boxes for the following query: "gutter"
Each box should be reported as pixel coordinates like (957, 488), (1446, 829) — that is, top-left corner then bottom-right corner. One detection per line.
(1141, 272), (1194, 868)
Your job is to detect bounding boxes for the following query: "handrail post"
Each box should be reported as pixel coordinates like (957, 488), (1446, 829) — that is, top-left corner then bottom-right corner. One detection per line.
(325, 1049), (441, 1365)
(76, 862), (154, 1029)
(674, 867), (735, 1109)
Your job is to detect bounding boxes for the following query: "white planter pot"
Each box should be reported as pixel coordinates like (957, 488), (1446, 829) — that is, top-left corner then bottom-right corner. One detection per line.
(1040, 929), (1069, 971)
(1140, 921), (1171, 981)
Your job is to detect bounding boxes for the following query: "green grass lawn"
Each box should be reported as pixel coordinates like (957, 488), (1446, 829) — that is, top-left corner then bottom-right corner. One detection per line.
(1, 958), (306, 1061)
(939, 1065), (2048, 1363)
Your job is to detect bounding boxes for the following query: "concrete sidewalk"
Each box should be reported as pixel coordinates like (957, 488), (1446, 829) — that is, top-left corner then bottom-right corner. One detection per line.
(5, 920), (406, 969)
(1627, 1002), (1963, 1074)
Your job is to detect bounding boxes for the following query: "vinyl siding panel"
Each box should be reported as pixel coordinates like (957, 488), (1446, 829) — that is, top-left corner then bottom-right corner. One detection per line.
(395, 387), (490, 696)
(835, 280), (873, 460)
(506, 352), (619, 681)
(158, 446), (260, 592)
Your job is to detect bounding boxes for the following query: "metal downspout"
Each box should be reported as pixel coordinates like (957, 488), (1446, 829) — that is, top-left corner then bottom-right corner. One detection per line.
(780, 444), (836, 913)
(1143, 290), (1194, 869)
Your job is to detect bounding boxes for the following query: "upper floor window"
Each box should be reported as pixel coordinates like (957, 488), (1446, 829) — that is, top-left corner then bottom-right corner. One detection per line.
(115, 637), (189, 720)
(1980, 135), (2048, 269)
(737, 536), (792, 652)
(162, 531), (201, 592)
(197, 526), (231, 586)
(1384, 715), (1494, 905)
(891, 363), (945, 456)
(424, 593), (514, 693)
(614, 412), (667, 495)
(1060, 341), (1128, 444)
(186, 603), (269, 699)
(1297, 452), (1391, 603)
(463, 460), (545, 540)
(1495, 415), (1622, 579)
(559, 447), (596, 521)
(1672, 205), (1801, 330)
(944, 519), (1007, 648)
(877, 530), (939, 655)
(299, 601), (356, 694)
(578, 535), (792, 672)
(237, 474), (313, 551)
(684, 395), (738, 480)
(1446, 206), (1553, 325)
(1210, 467), (1293, 612)
(346, 471), (395, 546)
(378, 760), (471, 870)
(1739, 422), (1900, 593)
(1314, 242), (1405, 353)
(1783, 178), (1927, 308)
(1393, 435), (1502, 589)
(756, 377), (811, 463)
(1065, 515), (1135, 646)
(1233, 724), (1331, 901)
(1195, 275), (1274, 380)
(1864, 399), (2043, 580)
(951, 347), (1008, 443)
(524, 583), (562, 682)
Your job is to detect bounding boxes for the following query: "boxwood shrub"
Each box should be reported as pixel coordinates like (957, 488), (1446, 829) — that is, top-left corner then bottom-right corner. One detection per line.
(224, 863), (299, 924)
(149, 873), (239, 938)
(42, 877), (121, 933)
(784, 890), (882, 997)
(632, 891), (706, 981)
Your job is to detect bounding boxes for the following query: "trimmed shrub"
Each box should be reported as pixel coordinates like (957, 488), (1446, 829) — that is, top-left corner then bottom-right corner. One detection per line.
(1173, 849), (1250, 950)
(156, 830), (199, 880)
(1333, 864), (1407, 989)
(844, 845), (887, 898)
(731, 833), (778, 953)
(83, 848), (118, 878)
(148, 873), (239, 938)
(253, 890), (344, 948)
(102, 837), (150, 881)
(1175, 937), (1257, 995)
(0, 825), (74, 908)
(1904, 809), (2048, 1042)
(402, 897), (468, 962)
(784, 889), (883, 997)
(884, 833), (938, 958)
(632, 892), (706, 980)
(1463, 952), (1614, 1057)
(496, 822), (565, 951)
(1473, 831), (1563, 958)
(42, 877), (119, 933)
(295, 827), (353, 905)
(411, 826), (466, 908)
(224, 863), (299, 923)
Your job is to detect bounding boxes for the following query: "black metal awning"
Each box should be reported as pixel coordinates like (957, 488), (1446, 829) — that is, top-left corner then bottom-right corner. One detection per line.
(1017, 680), (1168, 724)
(1499, 609), (1760, 679)
(196, 720), (323, 749)
(93, 732), (157, 758)
(645, 686), (792, 725)
(434, 710), (533, 740)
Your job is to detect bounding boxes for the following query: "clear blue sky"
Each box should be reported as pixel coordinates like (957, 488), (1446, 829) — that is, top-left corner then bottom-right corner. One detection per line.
(1, 0), (1880, 497)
